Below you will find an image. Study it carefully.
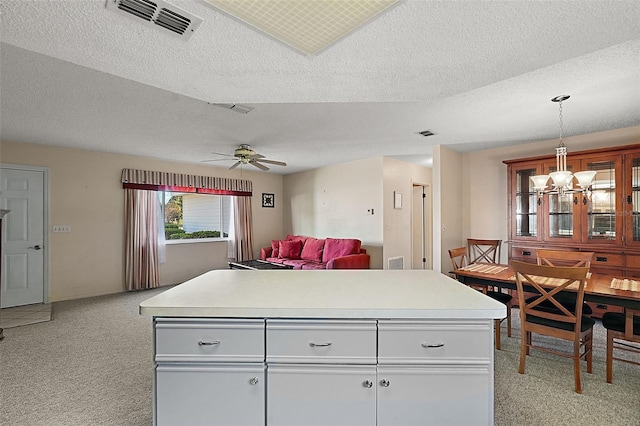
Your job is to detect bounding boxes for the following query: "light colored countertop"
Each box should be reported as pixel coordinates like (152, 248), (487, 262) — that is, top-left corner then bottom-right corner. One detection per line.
(140, 269), (506, 319)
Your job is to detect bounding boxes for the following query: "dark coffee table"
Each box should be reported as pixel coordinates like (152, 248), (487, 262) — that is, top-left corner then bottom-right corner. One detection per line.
(228, 259), (294, 270)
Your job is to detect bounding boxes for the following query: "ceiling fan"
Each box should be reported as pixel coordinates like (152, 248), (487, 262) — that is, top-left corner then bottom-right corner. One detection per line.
(202, 144), (287, 171)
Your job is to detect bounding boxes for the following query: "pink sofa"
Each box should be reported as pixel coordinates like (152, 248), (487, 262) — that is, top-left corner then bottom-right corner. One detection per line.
(260, 235), (370, 270)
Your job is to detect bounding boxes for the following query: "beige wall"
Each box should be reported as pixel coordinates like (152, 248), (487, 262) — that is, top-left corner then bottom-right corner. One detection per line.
(0, 141), (283, 302)
(434, 145), (464, 273)
(283, 157), (384, 267)
(283, 156), (432, 269)
(382, 157), (431, 269)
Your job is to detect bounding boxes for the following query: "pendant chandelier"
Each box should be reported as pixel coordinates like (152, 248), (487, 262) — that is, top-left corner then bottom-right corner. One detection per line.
(530, 95), (596, 196)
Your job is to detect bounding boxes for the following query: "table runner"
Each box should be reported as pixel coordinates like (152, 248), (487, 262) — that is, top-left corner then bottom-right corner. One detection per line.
(461, 263), (510, 274)
(610, 278), (640, 292)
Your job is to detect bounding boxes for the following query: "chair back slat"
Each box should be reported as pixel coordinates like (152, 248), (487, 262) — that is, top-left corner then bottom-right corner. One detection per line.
(536, 249), (594, 269)
(467, 238), (501, 264)
(448, 247), (468, 270)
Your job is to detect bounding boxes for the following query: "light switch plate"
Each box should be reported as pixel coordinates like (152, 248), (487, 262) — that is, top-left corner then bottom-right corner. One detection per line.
(53, 225), (71, 233)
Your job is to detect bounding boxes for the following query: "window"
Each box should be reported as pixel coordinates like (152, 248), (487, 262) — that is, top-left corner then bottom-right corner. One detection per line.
(163, 191), (231, 241)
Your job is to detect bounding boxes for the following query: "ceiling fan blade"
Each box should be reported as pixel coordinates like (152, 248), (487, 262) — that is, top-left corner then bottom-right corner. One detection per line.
(211, 151), (234, 157)
(229, 161), (241, 170)
(248, 153), (265, 160)
(201, 158), (233, 163)
(258, 159), (287, 167)
(251, 161), (269, 171)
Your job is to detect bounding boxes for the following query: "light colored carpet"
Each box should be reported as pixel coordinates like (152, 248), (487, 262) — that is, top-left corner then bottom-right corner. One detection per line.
(0, 286), (638, 425)
(0, 303), (52, 329)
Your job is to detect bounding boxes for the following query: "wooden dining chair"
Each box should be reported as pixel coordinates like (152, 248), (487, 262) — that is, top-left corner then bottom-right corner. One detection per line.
(449, 247), (512, 349)
(536, 249), (593, 268)
(512, 260), (594, 393)
(534, 249), (595, 316)
(467, 239), (502, 264)
(602, 308), (640, 383)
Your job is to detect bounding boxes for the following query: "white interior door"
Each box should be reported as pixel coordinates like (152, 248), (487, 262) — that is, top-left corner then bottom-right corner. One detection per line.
(1, 167), (46, 308)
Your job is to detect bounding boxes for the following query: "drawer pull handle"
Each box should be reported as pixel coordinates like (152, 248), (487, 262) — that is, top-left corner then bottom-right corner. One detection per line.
(522, 251), (531, 256)
(363, 380), (374, 388)
(309, 342), (332, 347)
(198, 340), (221, 346)
(249, 377), (259, 385)
(380, 379), (390, 387)
(421, 342), (444, 348)
(595, 256), (608, 262)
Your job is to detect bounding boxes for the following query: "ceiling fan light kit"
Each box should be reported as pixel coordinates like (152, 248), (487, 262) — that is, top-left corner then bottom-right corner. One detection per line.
(202, 144), (286, 171)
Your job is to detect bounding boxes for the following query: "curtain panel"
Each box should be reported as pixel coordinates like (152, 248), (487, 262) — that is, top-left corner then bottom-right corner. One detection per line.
(233, 196), (254, 261)
(121, 168), (252, 196)
(124, 189), (160, 291)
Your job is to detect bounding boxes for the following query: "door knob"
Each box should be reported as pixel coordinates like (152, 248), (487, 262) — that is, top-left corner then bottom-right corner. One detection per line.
(28, 245), (43, 250)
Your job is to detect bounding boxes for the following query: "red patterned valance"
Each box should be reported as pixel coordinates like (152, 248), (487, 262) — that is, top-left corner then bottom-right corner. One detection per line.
(121, 169), (252, 196)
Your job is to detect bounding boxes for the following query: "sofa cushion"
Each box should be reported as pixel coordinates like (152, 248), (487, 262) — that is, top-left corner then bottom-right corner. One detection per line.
(301, 262), (327, 270)
(301, 238), (325, 262)
(322, 238), (362, 263)
(281, 259), (308, 270)
(279, 239), (303, 260)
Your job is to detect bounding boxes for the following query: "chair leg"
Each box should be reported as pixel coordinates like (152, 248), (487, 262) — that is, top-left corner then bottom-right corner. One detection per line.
(506, 306), (512, 337)
(606, 330), (614, 383)
(574, 340), (582, 394)
(519, 330), (527, 374)
(495, 319), (501, 350)
(586, 331), (593, 374)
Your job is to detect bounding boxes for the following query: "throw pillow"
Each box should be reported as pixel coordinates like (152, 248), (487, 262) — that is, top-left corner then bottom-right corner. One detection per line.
(271, 239), (280, 258)
(286, 234), (308, 245)
(279, 239), (303, 260)
(300, 238), (325, 262)
(322, 238), (361, 263)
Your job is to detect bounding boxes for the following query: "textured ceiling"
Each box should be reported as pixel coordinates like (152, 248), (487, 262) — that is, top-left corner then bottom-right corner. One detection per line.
(1, 0), (639, 174)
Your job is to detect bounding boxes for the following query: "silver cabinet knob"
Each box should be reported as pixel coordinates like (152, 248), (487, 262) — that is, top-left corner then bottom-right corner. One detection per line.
(363, 380), (373, 388)
(380, 379), (390, 387)
(249, 377), (259, 385)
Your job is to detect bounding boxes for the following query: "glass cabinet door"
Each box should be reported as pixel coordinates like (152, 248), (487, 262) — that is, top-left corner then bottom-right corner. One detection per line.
(625, 153), (640, 246)
(581, 155), (623, 244)
(511, 164), (540, 240)
(544, 160), (581, 242)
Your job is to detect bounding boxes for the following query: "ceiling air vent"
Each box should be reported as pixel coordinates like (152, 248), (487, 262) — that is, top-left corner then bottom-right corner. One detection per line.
(106, 0), (202, 40)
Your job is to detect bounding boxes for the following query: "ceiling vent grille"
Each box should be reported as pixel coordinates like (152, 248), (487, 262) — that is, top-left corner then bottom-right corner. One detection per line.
(106, 0), (202, 40)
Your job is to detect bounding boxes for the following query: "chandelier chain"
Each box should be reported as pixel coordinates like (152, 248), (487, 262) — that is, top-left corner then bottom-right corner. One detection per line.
(558, 100), (564, 144)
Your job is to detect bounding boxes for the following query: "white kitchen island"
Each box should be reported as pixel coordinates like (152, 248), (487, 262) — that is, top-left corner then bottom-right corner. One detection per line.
(140, 269), (506, 426)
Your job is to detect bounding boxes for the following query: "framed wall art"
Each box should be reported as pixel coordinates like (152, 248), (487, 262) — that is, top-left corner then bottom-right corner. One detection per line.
(262, 193), (275, 208)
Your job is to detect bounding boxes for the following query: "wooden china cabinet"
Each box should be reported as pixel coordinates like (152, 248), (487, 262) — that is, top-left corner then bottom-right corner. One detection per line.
(504, 143), (640, 317)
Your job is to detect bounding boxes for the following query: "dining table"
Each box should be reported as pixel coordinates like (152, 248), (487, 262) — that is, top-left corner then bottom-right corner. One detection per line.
(452, 263), (640, 311)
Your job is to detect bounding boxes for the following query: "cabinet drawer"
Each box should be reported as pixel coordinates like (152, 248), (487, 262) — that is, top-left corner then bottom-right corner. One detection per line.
(592, 253), (624, 268)
(626, 254), (640, 269)
(266, 320), (377, 364)
(510, 247), (536, 262)
(378, 320), (492, 364)
(155, 318), (264, 362)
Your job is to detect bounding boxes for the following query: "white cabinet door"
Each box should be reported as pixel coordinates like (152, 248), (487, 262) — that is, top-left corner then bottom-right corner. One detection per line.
(267, 364), (376, 426)
(156, 363), (264, 426)
(377, 366), (492, 426)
